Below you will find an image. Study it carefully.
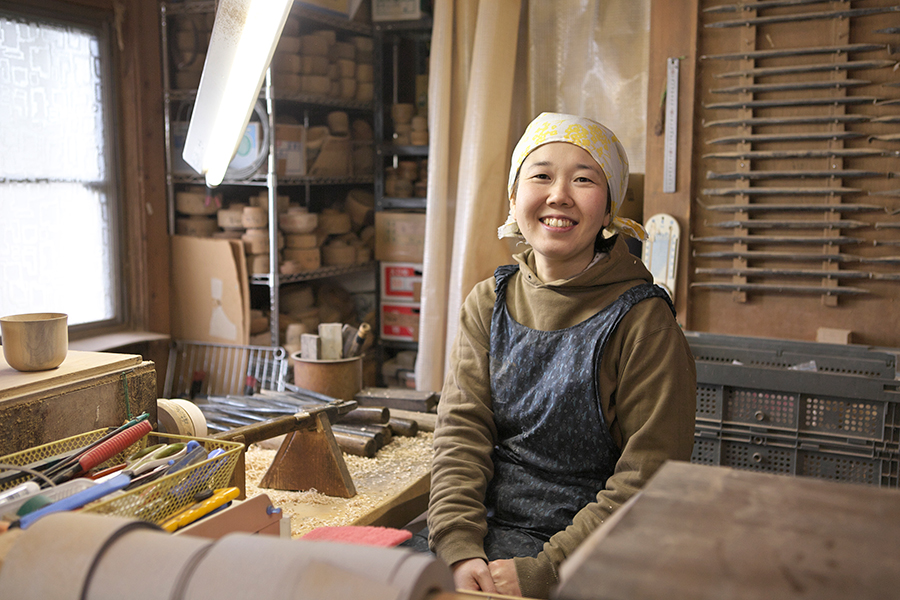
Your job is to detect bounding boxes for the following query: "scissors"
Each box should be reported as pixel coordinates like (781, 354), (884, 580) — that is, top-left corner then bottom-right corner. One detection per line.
(127, 443), (187, 476)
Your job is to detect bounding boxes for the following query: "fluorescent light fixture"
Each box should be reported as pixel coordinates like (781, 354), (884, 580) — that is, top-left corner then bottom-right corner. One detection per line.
(182, 0), (293, 187)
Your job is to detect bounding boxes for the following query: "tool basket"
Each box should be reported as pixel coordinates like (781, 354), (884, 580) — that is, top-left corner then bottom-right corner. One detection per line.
(0, 429), (242, 525)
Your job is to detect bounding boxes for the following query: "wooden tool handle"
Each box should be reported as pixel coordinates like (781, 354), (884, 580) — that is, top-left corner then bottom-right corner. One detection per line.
(212, 413), (313, 445)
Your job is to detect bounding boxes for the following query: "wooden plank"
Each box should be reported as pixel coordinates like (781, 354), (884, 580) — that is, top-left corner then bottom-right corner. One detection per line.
(0, 361), (157, 456)
(0, 349), (143, 402)
(556, 462), (900, 600)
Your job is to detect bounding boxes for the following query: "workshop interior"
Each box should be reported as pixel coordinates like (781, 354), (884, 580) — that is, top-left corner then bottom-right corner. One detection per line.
(1, 0), (900, 598)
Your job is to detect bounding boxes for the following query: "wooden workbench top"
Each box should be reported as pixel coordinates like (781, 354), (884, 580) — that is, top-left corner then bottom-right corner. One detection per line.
(0, 348), (142, 402)
(245, 431), (433, 538)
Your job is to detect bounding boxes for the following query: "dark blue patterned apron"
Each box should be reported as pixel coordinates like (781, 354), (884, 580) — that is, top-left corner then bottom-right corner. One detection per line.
(484, 263), (673, 557)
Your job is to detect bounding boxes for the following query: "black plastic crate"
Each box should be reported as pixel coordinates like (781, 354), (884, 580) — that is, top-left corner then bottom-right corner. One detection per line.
(696, 380), (900, 448)
(685, 331), (897, 379)
(691, 425), (900, 488)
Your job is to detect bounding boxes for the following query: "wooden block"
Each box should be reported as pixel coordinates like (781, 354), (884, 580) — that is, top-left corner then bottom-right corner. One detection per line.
(175, 493), (285, 539)
(300, 333), (321, 360)
(259, 412), (356, 498)
(355, 387), (438, 412)
(318, 322), (343, 360)
(0, 359), (157, 456)
(817, 327), (853, 345)
(557, 462), (900, 600)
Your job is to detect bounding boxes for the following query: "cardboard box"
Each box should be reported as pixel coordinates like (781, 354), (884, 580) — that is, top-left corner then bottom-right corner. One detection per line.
(380, 301), (420, 342)
(170, 236), (250, 345)
(275, 124), (306, 177)
(375, 211), (426, 263)
(380, 262), (423, 303)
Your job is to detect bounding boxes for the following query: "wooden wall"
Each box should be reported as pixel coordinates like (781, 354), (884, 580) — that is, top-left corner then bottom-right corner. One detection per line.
(647, 0), (900, 347)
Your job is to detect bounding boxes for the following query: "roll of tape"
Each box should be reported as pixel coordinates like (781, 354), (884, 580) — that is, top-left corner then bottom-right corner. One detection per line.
(158, 398), (206, 437)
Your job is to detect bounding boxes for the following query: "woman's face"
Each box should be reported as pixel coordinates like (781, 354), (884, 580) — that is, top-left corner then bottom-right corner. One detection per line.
(511, 142), (611, 281)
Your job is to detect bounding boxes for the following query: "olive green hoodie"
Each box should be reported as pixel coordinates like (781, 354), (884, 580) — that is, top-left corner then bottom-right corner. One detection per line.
(428, 236), (696, 598)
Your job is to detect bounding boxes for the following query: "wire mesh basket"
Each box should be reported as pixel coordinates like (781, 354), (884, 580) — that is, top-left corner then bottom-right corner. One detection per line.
(164, 340), (289, 399)
(0, 429), (242, 524)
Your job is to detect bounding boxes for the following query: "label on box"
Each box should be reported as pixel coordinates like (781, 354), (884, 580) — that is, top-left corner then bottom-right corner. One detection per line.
(372, 0), (422, 21)
(276, 124), (306, 177)
(381, 262), (423, 302)
(381, 302), (420, 342)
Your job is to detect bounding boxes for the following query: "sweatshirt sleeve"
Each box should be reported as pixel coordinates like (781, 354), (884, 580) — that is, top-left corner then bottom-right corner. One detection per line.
(427, 280), (498, 568)
(514, 298), (697, 598)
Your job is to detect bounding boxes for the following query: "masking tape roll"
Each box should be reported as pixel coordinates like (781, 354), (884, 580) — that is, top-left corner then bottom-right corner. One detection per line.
(158, 399), (207, 438)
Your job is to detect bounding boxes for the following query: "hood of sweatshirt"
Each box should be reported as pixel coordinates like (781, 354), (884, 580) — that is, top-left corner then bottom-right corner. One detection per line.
(512, 235), (653, 290)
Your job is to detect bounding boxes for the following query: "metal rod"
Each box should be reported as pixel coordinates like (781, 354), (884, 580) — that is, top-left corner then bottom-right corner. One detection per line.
(704, 6), (900, 28)
(690, 235), (861, 244)
(711, 79), (870, 95)
(703, 149), (896, 160)
(693, 250), (854, 261)
(706, 132), (865, 145)
(704, 96), (879, 110)
(697, 203), (885, 213)
(701, 43), (885, 61)
(694, 267), (872, 279)
(703, 0), (830, 14)
(702, 187), (862, 196)
(706, 170), (885, 181)
(714, 61), (896, 80)
(690, 282), (869, 295)
(703, 114), (870, 128)
(706, 219), (868, 229)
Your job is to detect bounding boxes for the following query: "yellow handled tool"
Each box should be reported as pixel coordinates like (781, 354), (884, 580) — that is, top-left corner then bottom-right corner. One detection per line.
(160, 487), (240, 532)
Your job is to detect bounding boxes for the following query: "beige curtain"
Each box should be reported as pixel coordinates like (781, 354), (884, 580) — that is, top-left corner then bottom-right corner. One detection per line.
(416, 0), (650, 392)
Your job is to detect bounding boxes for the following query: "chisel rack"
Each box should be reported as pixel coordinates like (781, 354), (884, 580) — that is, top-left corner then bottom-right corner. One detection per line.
(647, 0), (900, 347)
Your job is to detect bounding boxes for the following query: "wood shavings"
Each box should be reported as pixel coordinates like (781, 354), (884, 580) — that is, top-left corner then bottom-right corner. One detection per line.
(244, 431), (433, 538)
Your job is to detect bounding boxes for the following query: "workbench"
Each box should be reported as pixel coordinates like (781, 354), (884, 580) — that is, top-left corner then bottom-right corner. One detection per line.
(0, 349), (157, 455)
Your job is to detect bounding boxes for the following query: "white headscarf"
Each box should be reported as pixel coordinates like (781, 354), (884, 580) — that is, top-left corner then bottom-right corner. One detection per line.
(498, 112), (646, 241)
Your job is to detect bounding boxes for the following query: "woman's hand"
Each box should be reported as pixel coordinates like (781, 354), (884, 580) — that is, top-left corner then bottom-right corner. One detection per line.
(488, 559), (522, 596)
(451, 558), (497, 592)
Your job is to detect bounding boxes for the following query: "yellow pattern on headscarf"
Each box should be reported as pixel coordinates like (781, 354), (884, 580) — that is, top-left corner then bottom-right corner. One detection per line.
(499, 112), (647, 241)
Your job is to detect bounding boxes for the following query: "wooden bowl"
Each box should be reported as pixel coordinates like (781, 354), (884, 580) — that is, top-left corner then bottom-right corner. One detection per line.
(1, 313), (68, 371)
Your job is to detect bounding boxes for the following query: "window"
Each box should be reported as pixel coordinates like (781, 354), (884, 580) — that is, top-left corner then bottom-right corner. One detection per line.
(0, 6), (122, 330)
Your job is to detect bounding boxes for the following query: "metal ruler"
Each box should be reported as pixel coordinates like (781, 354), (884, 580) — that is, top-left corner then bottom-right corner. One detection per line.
(663, 57), (679, 194)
